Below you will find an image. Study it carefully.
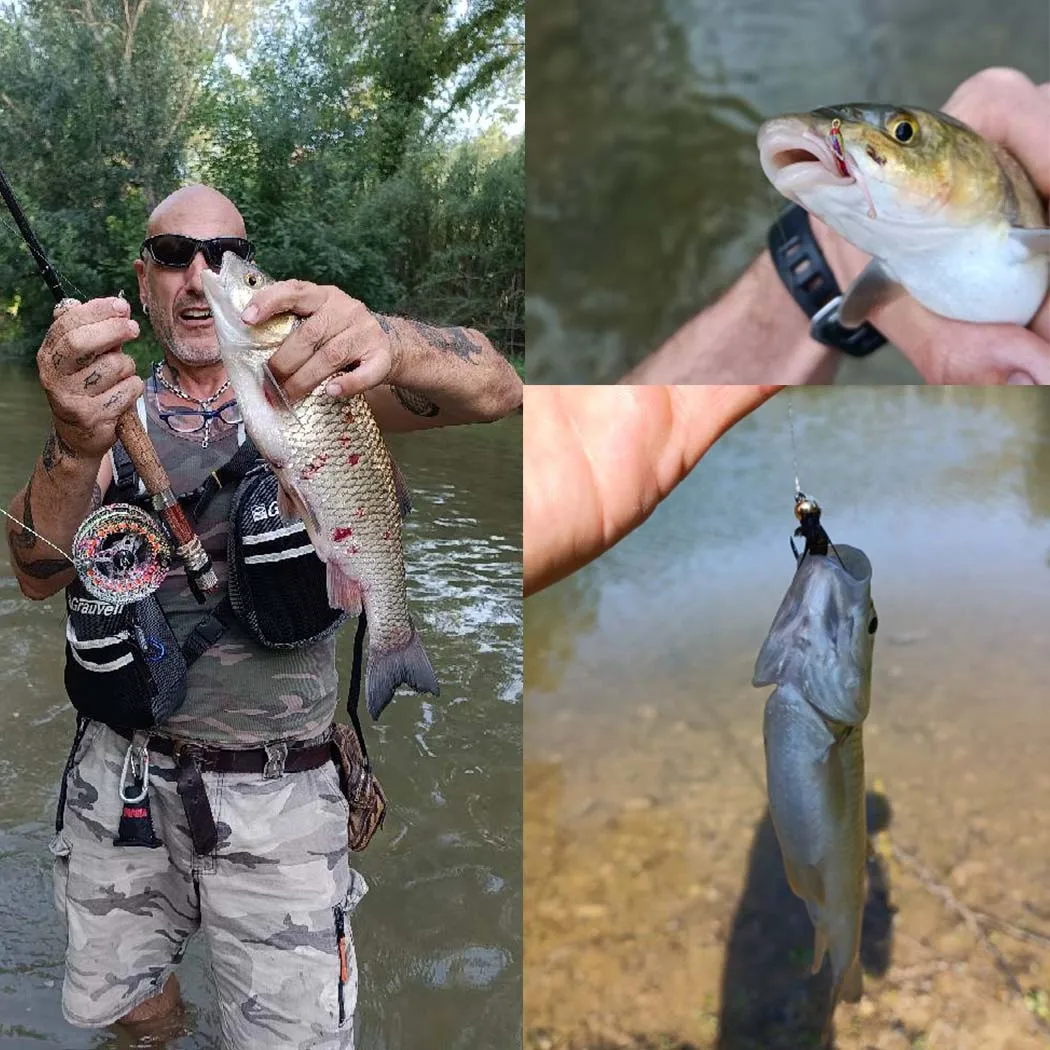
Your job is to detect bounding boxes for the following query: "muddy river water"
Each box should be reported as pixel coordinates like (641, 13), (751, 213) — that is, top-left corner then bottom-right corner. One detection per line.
(0, 363), (522, 1049)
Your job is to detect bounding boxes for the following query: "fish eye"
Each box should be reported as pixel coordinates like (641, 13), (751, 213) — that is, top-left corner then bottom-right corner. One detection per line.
(868, 614), (879, 635)
(245, 273), (259, 288)
(889, 116), (918, 144)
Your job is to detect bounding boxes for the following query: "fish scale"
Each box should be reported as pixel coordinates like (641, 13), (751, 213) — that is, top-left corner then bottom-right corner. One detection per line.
(201, 252), (439, 719)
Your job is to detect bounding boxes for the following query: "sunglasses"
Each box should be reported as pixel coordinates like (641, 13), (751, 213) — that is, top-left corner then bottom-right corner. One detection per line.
(140, 234), (255, 270)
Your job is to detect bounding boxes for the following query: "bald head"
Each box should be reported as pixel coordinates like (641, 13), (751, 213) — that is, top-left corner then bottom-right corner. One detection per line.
(146, 184), (246, 238)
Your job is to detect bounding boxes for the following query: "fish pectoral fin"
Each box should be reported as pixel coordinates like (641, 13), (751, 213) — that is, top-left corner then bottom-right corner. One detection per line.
(276, 479), (321, 534)
(1008, 227), (1050, 255)
(810, 924), (828, 975)
(838, 259), (905, 328)
(262, 362), (304, 428)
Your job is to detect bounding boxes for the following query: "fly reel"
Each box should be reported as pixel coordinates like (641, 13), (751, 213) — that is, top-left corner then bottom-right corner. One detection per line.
(71, 504), (173, 605)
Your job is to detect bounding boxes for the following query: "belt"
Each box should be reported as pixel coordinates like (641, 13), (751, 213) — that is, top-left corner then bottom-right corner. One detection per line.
(112, 726), (335, 857)
(112, 726), (334, 774)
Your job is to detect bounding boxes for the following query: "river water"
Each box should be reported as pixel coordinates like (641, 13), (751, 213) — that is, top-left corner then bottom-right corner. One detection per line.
(527, 0), (1050, 383)
(0, 363), (522, 1049)
(525, 386), (1050, 1049)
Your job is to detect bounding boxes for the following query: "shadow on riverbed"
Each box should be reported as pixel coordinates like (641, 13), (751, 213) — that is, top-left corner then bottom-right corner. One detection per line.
(716, 792), (895, 1050)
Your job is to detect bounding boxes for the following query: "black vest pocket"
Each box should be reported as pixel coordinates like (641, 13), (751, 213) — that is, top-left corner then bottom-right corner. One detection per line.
(227, 470), (347, 648)
(63, 581), (187, 729)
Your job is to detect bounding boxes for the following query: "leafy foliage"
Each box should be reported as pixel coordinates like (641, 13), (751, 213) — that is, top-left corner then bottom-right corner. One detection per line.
(0, 0), (523, 361)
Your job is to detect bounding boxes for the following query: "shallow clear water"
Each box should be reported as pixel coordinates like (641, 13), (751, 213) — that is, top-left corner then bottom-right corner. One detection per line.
(525, 386), (1050, 1048)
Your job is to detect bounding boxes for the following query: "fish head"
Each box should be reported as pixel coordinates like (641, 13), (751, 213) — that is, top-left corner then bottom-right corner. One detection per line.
(753, 544), (877, 726)
(758, 104), (1009, 246)
(200, 251), (297, 369)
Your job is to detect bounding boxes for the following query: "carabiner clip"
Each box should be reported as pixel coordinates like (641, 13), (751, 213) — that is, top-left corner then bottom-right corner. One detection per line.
(119, 743), (150, 804)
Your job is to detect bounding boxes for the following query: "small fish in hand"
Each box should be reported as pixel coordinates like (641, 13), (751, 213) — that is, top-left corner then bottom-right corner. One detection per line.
(758, 104), (1050, 327)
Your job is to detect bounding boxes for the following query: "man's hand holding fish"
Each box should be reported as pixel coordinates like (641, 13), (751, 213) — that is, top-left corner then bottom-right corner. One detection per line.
(810, 67), (1050, 384)
(629, 67), (1050, 385)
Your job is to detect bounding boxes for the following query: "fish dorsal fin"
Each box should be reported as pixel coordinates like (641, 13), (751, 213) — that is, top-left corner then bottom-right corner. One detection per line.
(839, 259), (905, 327)
(389, 454), (413, 519)
(1008, 227), (1050, 255)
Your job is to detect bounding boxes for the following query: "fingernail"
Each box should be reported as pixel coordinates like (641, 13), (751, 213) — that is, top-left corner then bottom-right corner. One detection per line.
(128, 321), (139, 337)
(1007, 372), (1036, 385)
(326, 381), (341, 397)
(112, 297), (129, 312)
(241, 306), (258, 323)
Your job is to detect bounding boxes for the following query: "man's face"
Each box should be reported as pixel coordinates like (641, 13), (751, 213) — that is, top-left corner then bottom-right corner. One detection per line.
(134, 192), (247, 367)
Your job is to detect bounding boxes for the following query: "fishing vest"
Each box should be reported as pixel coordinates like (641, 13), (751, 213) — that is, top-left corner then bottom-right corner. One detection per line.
(62, 392), (348, 731)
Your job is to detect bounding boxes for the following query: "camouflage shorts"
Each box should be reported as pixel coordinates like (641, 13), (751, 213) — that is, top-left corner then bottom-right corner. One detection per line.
(48, 720), (368, 1049)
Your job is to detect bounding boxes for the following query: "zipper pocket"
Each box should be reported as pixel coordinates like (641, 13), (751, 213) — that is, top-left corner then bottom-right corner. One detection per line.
(333, 904), (348, 1027)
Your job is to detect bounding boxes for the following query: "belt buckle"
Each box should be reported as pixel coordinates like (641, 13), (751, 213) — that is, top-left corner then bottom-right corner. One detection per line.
(263, 741), (289, 779)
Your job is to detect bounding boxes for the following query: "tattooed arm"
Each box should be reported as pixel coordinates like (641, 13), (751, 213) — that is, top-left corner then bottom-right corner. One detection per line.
(244, 281), (523, 434)
(7, 297), (142, 600)
(6, 435), (109, 600)
(365, 316), (523, 433)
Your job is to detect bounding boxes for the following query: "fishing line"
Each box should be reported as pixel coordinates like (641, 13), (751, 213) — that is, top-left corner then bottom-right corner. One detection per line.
(0, 211), (91, 304)
(786, 392), (802, 499)
(0, 506), (75, 563)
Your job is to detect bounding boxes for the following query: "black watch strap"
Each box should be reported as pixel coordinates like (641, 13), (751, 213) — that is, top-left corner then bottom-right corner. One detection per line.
(768, 203), (887, 358)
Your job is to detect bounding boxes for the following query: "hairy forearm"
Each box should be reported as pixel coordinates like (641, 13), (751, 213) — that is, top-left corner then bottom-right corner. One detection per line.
(624, 251), (840, 384)
(6, 430), (102, 600)
(378, 315), (522, 423)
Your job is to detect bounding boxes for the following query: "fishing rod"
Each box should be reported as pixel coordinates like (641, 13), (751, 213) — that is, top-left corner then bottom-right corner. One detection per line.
(0, 164), (218, 604)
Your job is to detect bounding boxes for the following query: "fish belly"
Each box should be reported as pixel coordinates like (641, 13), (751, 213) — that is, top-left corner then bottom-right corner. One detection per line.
(889, 229), (1049, 325)
(764, 684), (866, 1002)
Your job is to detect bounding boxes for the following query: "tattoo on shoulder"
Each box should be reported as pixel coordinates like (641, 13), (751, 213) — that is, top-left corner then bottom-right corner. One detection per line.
(392, 386), (440, 418)
(407, 320), (480, 363)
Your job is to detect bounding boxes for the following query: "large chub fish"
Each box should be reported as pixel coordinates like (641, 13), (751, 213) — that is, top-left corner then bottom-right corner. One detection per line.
(758, 104), (1050, 326)
(753, 542), (877, 1011)
(201, 253), (439, 719)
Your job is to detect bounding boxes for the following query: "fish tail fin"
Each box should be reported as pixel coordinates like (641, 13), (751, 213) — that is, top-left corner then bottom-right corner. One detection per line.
(366, 628), (439, 720)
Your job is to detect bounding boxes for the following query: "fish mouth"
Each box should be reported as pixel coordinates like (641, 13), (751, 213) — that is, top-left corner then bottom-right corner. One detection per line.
(758, 117), (856, 197)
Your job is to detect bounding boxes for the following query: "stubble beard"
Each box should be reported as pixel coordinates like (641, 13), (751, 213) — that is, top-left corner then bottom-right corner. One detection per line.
(150, 310), (222, 367)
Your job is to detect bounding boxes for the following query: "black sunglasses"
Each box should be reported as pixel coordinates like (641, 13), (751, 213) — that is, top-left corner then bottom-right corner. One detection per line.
(140, 234), (255, 270)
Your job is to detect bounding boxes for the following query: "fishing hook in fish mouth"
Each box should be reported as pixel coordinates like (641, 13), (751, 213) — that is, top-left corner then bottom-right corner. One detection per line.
(790, 492), (832, 561)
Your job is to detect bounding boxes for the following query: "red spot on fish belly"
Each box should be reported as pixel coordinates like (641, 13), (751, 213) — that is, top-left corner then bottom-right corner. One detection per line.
(349, 543), (360, 554)
(346, 453), (360, 466)
(382, 529), (391, 540)
(332, 527), (354, 542)
(354, 506), (366, 519)
(300, 453), (329, 480)
(339, 435), (352, 446)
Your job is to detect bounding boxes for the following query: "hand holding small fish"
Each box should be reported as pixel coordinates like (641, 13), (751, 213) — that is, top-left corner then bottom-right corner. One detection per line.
(240, 280), (394, 402)
(523, 384), (781, 596)
(814, 67), (1050, 384)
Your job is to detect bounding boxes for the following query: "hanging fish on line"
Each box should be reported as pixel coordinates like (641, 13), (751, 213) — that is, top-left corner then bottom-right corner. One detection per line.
(752, 495), (878, 1018)
(758, 104), (1050, 326)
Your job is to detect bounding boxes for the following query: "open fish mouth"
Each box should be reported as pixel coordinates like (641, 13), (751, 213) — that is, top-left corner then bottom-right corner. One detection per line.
(758, 117), (856, 196)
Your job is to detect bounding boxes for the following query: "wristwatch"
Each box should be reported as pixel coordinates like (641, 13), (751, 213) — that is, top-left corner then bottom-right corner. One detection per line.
(767, 202), (886, 357)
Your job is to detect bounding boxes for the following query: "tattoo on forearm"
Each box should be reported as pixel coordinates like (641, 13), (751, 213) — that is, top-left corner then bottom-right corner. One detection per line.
(42, 427), (78, 477)
(407, 320), (480, 363)
(90, 483), (103, 510)
(10, 472), (38, 550)
(84, 368), (101, 388)
(392, 386), (440, 418)
(10, 546), (73, 580)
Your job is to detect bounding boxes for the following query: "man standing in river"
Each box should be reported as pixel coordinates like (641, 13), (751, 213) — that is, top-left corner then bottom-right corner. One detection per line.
(4, 184), (521, 1048)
